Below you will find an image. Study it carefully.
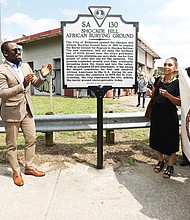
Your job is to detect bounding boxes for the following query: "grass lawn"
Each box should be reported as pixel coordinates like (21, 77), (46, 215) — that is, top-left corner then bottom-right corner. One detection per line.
(0, 96), (182, 166)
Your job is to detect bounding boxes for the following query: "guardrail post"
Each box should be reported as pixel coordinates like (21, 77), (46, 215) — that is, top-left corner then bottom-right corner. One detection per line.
(45, 131), (53, 147)
(105, 111), (115, 144)
(106, 129), (115, 144)
(45, 112), (54, 147)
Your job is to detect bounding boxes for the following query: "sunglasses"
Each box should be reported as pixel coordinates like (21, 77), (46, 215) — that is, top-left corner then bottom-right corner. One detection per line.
(8, 48), (22, 53)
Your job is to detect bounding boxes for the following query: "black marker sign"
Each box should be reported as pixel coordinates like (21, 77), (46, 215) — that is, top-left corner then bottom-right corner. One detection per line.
(61, 6), (139, 88)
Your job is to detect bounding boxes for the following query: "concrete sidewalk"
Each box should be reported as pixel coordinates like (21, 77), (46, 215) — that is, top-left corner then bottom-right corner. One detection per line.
(1, 162), (190, 220)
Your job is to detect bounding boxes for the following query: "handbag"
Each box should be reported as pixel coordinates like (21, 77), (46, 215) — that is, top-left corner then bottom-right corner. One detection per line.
(145, 77), (161, 119)
(145, 98), (154, 119)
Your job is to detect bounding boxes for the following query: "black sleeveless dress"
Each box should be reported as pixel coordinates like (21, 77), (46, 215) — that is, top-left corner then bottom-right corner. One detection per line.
(149, 77), (180, 156)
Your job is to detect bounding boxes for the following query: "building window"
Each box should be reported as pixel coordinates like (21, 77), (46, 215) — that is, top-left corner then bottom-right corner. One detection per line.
(27, 61), (34, 95)
(53, 58), (61, 95)
(27, 61), (34, 70)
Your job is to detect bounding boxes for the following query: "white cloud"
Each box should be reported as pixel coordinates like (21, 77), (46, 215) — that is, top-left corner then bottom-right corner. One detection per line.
(60, 9), (79, 21)
(2, 13), (59, 39)
(140, 0), (190, 68)
(0, 0), (8, 5)
(2, 1), (190, 68)
(0, 0), (21, 6)
(1, 9), (80, 40)
(154, 0), (190, 20)
(139, 23), (161, 49)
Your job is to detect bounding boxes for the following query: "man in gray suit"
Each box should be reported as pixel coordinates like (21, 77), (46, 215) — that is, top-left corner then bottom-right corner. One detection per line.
(0, 41), (52, 186)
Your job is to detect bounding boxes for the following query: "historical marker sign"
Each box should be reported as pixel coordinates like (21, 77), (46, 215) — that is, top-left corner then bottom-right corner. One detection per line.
(61, 6), (139, 88)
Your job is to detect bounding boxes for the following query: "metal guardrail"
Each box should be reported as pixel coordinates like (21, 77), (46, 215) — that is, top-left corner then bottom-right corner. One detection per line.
(34, 112), (151, 132)
(34, 111), (181, 132)
(0, 111), (182, 169)
(0, 111), (181, 144)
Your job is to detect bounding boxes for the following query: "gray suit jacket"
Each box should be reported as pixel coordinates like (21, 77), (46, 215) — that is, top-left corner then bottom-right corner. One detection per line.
(0, 61), (44, 122)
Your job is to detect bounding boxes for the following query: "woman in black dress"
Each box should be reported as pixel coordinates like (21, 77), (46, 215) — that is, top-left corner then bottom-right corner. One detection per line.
(150, 57), (181, 178)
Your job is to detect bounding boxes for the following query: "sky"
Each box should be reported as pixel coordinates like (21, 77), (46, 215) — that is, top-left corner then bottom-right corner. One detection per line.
(1, 0), (190, 68)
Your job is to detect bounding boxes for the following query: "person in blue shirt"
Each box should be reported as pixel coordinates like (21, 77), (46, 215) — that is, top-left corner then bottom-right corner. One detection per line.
(136, 72), (148, 108)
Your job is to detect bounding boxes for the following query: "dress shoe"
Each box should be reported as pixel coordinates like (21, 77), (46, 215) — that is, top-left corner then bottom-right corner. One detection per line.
(13, 172), (24, 186)
(25, 169), (45, 177)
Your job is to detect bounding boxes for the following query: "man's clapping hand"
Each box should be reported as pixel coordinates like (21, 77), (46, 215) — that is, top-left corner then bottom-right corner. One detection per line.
(40, 64), (53, 77)
(23, 73), (34, 88)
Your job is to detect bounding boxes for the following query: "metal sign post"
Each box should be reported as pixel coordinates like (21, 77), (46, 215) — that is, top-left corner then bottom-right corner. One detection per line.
(61, 6), (139, 169)
(89, 86), (111, 168)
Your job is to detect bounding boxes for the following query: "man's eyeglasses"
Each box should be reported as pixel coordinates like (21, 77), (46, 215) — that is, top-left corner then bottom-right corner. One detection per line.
(8, 48), (22, 53)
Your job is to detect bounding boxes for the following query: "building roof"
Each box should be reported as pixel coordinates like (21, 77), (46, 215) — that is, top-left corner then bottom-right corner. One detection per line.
(138, 36), (161, 59)
(14, 27), (161, 59)
(13, 28), (61, 44)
